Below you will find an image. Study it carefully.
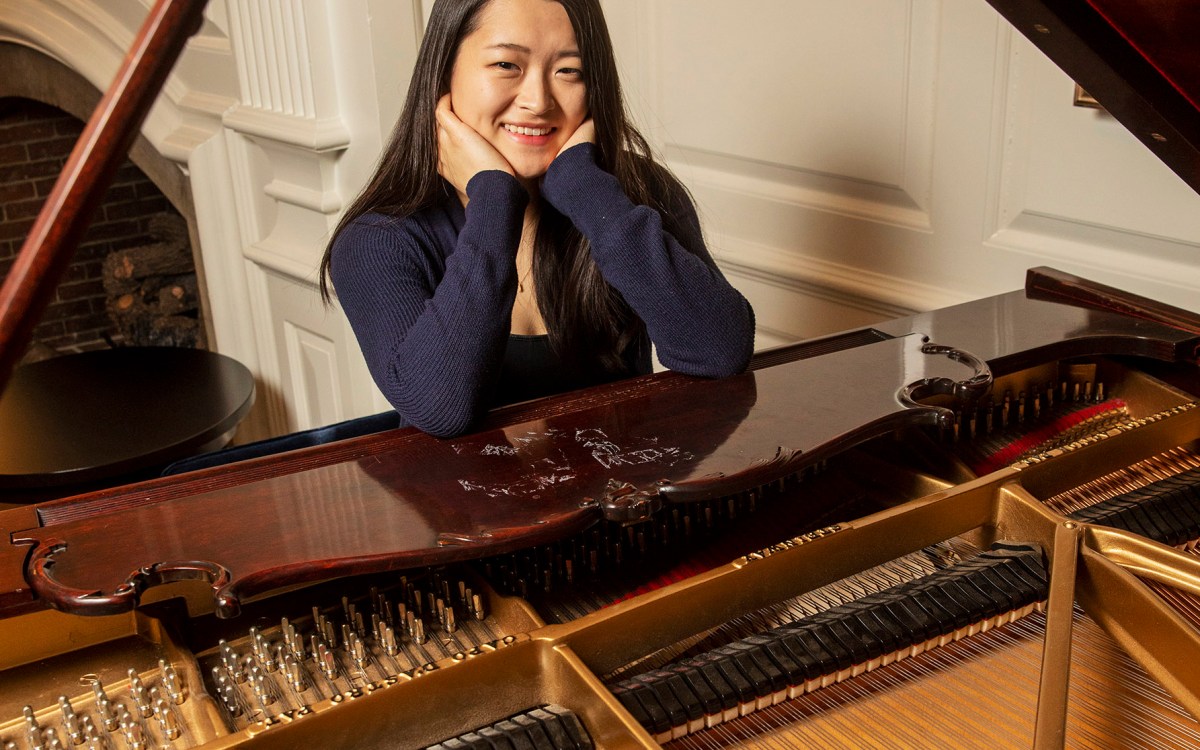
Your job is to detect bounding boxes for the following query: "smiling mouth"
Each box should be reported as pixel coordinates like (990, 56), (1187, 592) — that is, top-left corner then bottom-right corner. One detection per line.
(503, 124), (555, 137)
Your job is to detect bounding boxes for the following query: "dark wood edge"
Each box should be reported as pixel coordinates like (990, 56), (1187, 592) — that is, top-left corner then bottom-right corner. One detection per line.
(1026, 267), (1200, 340)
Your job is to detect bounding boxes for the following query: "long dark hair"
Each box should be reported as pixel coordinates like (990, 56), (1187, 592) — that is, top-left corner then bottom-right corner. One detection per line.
(319, 0), (695, 375)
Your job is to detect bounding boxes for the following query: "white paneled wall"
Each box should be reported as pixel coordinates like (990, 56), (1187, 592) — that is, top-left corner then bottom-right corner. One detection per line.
(4, 0), (1197, 439)
(607, 0), (1200, 343)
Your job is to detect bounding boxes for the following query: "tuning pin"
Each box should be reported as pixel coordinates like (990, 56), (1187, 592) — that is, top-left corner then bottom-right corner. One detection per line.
(381, 595), (394, 627)
(128, 669), (152, 718)
(221, 685), (242, 717)
(118, 705), (144, 750)
(156, 705), (181, 741)
(40, 727), (64, 750)
(57, 696), (83, 746)
(80, 714), (101, 743)
(159, 658), (186, 705)
(317, 643), (337, 680)
(213, 666), (242, 717)
(91, 680), (119, 731)
(286, 659), (307, 693)
(250, 626), (275, 670)
(219, 640), (245, 683)
(381, 624), (398, 657)
(147, 687), (181, 740)
(259, 634), (277, 672)
(248, 666), (273, 708)
(350, 635), (368, 670)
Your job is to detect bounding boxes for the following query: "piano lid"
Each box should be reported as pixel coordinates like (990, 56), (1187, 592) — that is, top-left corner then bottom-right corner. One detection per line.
(985, 0), (1200, 196)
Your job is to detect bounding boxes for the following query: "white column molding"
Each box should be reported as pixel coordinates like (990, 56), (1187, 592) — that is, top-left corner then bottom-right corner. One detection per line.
(220, 0), (350, 286)
(187, 132), (273, 441)
(214, 0), (418, 432)
(222, 0), (349, 150)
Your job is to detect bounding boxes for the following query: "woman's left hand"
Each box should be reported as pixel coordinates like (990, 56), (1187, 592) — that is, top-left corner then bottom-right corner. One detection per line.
(555, 119), (596, 159)
(436, 94), (514, 197)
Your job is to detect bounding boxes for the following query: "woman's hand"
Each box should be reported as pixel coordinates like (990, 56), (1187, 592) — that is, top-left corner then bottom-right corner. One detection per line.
(435, 94), (514, 196)
(555, 118), (596, 160)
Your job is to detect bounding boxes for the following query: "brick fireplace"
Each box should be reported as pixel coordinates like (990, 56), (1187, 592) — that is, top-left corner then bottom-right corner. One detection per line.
(0, 98), (201, 361)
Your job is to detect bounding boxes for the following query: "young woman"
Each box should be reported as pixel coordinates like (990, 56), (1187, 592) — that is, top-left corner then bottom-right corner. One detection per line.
(321, 0), (755, 438)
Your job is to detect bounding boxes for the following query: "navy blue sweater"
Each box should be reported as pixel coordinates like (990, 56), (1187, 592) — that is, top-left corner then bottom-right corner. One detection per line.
(330, 143), (754, 437)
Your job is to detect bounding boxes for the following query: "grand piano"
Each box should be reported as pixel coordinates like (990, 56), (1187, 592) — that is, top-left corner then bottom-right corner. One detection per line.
(1, 1), (1199, 748)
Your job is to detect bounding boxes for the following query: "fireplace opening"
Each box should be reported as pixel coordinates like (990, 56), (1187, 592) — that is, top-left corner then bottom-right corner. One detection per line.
(0, 97), (205, 364)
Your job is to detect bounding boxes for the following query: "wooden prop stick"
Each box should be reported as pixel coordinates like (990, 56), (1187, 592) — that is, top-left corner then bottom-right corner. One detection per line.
(0, 0), (209, 391)
(1026, 266), (1200, 339)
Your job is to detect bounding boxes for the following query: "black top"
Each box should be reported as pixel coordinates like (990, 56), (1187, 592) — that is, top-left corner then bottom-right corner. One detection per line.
(495, 334), (642, 406)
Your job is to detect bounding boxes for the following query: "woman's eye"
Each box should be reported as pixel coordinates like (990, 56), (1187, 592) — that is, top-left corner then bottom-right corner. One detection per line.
(558, 67), (583, 79)
(493, 61), (519, 72)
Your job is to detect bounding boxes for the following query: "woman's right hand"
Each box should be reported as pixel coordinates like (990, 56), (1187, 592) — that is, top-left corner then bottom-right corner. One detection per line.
(435, 94), (514, 197)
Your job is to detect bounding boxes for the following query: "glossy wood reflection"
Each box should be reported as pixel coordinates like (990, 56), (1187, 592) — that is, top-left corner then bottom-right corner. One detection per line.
(13, 335), (988, 617)
(9, 284), (1200, 619)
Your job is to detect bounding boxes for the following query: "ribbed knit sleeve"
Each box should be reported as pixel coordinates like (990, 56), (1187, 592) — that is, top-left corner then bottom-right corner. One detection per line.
(541, 143), (755, 377)
(329, 171), (527, 437)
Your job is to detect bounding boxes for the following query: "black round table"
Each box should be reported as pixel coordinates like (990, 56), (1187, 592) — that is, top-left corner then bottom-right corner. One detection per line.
(0, 347), (255, 491)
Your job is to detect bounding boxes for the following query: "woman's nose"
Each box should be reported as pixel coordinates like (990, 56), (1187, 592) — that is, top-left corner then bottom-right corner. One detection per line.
(517, 74), (556, 115)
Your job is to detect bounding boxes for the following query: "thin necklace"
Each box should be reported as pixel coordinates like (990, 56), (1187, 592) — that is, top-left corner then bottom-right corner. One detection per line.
(518, 207), (538, 293)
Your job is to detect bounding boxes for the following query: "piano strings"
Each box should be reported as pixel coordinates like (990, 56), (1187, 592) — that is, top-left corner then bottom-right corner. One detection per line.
(665, 608), (1200, 750)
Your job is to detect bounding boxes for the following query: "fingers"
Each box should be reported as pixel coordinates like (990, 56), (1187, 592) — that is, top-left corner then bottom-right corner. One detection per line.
(556, 118), (596, 159)
(436, 93), (514, 195)
(434, 93), (455, 130)
(435, 94), (454, 180)
(573, 119), (597, 146)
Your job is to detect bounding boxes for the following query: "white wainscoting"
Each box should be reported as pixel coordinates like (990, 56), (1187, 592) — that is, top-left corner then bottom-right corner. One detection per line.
(604, 0), (1200, 341)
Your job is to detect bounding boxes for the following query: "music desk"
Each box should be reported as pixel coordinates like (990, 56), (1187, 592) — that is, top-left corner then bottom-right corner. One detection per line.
(0, 347), (254, 499)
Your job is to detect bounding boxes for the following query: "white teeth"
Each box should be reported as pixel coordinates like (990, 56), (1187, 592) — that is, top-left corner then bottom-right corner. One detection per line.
(504, 124), (552, 136)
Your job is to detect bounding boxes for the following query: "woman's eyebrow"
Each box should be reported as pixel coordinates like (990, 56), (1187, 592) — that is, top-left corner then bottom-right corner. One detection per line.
(485, 42), (581, 59)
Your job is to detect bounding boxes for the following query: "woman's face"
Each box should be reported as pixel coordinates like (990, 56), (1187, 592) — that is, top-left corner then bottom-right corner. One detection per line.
(448, 0), (589, 180)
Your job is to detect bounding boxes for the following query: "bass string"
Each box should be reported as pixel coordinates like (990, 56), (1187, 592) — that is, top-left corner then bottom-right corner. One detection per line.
(667, 608), (1200, 750)
(1041, 446), (1200, 516)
